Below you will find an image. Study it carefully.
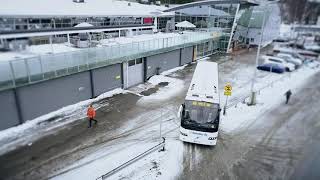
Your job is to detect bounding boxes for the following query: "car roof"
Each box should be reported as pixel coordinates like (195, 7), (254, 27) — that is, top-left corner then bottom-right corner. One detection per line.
(278, 53), (292, 57)
(262, 55), (284, 61)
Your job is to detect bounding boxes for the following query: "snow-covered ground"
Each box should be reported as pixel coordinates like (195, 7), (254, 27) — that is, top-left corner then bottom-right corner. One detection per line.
(0, 32), (201, 63)
(51, 61), (320, 180)
(0, 88), (127, 155)
(99, 32), (190, 47)
(1, 54), (320, 180)
(0, 31), (212, 82)
(27, 43), (80, 55)
(136, 75), (185, 105)
(221, 63), (320, 133)
(279, 23), (294, 39)
(52, 122), (183, 180)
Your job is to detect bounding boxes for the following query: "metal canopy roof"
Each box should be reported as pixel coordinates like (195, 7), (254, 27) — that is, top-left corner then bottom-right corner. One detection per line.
(163, 0), (259, 12)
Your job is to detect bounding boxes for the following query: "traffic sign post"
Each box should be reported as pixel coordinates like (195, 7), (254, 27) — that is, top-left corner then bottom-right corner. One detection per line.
(223, 83), (232, 115)
(224, 84), (232, 96)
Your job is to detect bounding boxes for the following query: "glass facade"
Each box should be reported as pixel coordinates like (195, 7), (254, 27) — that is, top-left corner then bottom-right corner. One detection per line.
(0, 17), (149, 32)
(195, 40), (216, 59)
(175, 4), (238, 52)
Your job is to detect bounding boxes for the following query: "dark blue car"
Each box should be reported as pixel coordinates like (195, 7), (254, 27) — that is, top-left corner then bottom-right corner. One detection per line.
(257, 63), (285, 73)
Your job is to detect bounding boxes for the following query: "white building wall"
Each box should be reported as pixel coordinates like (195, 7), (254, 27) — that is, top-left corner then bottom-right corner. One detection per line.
(233, 25), (248, 41)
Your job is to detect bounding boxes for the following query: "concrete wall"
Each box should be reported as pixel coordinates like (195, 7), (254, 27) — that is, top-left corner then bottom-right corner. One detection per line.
(146, 49), (180, 79)
(17, 71), (92, 121)
(91, 64), (122, 97)
(0, 89), (20, 130)
(180, 46), (193, 65)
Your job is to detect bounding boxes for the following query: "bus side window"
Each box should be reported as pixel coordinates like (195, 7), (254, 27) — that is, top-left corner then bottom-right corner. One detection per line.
(185, 110), (190, 119)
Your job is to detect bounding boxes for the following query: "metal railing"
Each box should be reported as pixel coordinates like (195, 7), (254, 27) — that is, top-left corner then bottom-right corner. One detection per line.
(225, 74), (289, 109)
(0, 32), (218, 91)
(96, 138), (166, 180)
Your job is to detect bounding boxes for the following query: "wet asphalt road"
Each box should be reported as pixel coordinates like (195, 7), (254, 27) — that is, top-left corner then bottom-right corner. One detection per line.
(0, 46), (319, 180)
(178, 71), (320, 180)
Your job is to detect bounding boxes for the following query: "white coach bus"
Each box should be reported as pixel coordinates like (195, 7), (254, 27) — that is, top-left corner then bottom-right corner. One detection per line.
(178, 61), (220, 146)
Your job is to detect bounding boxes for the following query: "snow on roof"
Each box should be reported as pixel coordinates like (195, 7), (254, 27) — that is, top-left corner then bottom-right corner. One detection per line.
(74, 22), (94, 27)
(186, 61), (219, 104)
(175, 21), (196, 28)
(0, 0), (174, 17)
(176, 6), (230, 16)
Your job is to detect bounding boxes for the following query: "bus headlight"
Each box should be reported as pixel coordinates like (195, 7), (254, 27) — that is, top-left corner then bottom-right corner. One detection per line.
(180, 132), (188, 136)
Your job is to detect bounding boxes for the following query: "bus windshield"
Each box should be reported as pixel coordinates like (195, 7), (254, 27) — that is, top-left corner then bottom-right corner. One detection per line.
(181, 100), (220, 131)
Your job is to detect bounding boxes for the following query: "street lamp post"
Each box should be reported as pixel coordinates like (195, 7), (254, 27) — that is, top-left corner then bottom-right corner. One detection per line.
(249, 9), (267, 105)
(150, 11), (163, 33)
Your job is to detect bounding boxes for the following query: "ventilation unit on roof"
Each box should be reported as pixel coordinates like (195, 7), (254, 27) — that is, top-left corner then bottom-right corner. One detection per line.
(73, 0), (85, 3)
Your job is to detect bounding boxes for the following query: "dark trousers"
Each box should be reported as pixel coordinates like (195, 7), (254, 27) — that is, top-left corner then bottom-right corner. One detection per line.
(286, 96), (290, 104)
(88, 118), (98, 128)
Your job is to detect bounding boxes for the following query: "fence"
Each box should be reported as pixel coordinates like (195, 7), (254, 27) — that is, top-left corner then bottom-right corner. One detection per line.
(226, 74), (289, 109)
(0, 32), (218, 91)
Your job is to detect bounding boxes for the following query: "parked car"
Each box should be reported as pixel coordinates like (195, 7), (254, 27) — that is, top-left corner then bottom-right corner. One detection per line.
(276, 53), (303, 68)
(257, 63), (285, 73)
(262, 55), (295, 72)
(280, 51), (307, 62)
(273, 47), (319, 60)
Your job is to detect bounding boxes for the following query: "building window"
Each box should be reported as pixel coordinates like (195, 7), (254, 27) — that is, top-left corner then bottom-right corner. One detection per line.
(136, 58), (142, 64)
(250, 38), (254, 42)
(128, 60), (135, 66)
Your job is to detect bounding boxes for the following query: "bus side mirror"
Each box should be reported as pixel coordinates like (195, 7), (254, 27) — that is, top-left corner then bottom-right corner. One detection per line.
(177, 105), (183, 118)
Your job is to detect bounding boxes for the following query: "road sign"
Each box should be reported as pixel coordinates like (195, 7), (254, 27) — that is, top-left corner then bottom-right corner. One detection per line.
(224, 83), (232, 96)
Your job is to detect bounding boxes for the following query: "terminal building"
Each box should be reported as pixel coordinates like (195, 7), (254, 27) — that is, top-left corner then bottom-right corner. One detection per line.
(0, 0), (257, 130)
(233, 2), (281, 48)
(0, 0), (175, 50)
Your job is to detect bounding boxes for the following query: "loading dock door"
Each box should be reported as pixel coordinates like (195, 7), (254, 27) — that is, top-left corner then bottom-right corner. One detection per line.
(127, 58), (144, 87)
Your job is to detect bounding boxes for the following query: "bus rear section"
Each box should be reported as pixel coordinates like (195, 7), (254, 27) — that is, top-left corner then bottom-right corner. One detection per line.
(178, 61), (220, 146)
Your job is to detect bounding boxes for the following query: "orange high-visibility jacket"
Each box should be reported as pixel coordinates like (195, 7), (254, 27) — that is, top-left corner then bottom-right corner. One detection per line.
(87, 107), (96, 119)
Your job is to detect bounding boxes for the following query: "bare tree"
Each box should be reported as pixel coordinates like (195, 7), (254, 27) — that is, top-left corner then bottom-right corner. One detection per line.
(281, 0), (320, 24)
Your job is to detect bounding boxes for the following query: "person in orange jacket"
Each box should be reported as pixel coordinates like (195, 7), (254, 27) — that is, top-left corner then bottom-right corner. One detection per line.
(87, 104), (97, 128)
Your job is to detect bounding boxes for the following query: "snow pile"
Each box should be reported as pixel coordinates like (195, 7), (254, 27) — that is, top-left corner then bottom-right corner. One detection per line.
(137, 66), (187, 105)
(0, 51), (36, 62)
(137, 75), (184, 103)
(221, 64), (320, 133)
(279, 23), (296, 39)
(99, 32), (183, 46)
(52, 142), (158, 180)
(115, 140), (184, 180)
(0, 88), (127, 155)
(27, 43), (79, 54)
(0, 31), (196, 62)
(52, 139), (184, 180)
(161, 64), (187, 76)
(51, 102), (182, 180)
(0, 43), (80, 62)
